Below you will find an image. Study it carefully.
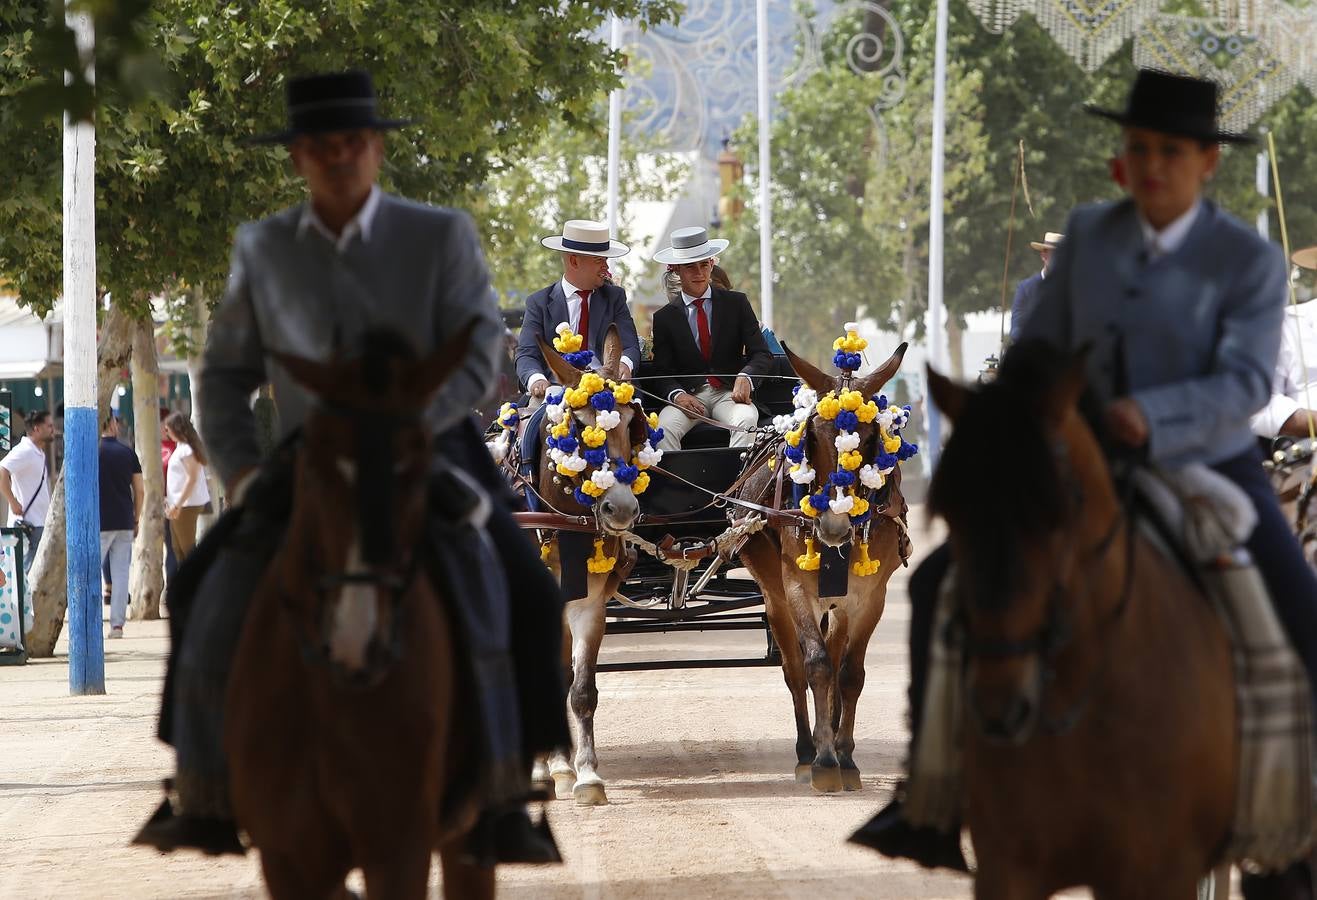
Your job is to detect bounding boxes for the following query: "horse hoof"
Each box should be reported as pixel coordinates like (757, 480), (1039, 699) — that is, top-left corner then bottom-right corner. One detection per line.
(794, 764), (813, 785)
(841, 768), (862, 791)
(811, 765), (843, 793)
(573, 782), (608, 806)
(551, 772), (575, 801)
(531, 775), (555, 798)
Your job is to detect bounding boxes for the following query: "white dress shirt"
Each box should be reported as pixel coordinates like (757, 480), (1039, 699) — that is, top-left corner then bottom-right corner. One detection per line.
(1252, 298), (1317, 436)
(1139, 200), (1201, 260)
(297, 185), (381, 253)
(526, 276), (634, 392)
(0, 436), (49, 526)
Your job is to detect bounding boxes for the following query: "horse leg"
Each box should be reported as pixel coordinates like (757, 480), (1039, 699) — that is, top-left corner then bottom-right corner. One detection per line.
(258, 848), (353, 900)
(741, 534), (814, 780)
(547, 599), (579, 800)
(973, 862), (1048, 900)
(566, 593), (608, 806)
(824, 608), (849, 735)
(439, 842), (495, 900)
(360, 837), (435, 900)
(782, 576), (840, 793)
(836, 609), (881, 792)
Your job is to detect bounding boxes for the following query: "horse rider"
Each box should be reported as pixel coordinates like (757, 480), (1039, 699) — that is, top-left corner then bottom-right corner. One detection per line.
(1008, 230), (1062, 340)
(1251, 245), (1317, 441)
(855, 70), (1317, 889)
(513, 219), (639, 481)
(648, 226), (773, 451)
(135, 70), (569, 864)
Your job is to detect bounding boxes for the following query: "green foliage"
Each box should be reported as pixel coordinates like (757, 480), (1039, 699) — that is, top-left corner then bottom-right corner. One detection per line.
(0, 0), (680, 333)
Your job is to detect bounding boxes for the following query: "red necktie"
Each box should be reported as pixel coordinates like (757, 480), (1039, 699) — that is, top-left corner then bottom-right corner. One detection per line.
(694, 297), (722, 390)
(575, 290), (591, 351)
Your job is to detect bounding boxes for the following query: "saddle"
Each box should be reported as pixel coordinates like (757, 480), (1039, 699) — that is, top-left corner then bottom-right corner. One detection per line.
(907, 464), (1316, 872)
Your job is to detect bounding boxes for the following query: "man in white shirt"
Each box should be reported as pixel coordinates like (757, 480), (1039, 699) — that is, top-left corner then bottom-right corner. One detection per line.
(1252, 246), (1317, 439)
(0, 409), (53, 572)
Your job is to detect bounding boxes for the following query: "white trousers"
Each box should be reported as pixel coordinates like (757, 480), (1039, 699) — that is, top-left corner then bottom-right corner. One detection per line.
(657, 384), (758, 450)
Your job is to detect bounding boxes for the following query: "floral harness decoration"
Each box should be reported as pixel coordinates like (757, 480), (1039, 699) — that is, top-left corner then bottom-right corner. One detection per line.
(771, 323), (919, 577)
(493, 322), (663, 575)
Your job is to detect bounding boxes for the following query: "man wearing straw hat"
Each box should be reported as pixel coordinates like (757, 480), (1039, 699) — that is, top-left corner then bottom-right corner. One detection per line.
(649, 226), (773, 450)
(1252, 245), (1317, 439)
(1008, 230), (1063, 340)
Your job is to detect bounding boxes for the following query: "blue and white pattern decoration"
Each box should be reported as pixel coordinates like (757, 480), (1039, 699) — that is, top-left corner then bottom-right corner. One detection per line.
(0, 533), (31, 651)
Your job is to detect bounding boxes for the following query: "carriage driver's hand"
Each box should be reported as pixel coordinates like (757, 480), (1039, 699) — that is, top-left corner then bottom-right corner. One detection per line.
(731, 375), (752, 405)
(529, 379), (548, 400)
(674, 391), (707, 417)
(619, 361), (632, 381)
(1106, 398), (1149, 448)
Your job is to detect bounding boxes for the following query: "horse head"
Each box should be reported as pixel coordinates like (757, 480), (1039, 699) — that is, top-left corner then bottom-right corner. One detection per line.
(535, 323), (652, 534)
(271, 324), (472, 683)
(781, 338), (910, 548)
(927, 340), (1117, 744)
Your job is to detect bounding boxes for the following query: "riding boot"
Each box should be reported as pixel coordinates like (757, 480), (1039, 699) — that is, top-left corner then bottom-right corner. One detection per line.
(849, 542), (967, 872)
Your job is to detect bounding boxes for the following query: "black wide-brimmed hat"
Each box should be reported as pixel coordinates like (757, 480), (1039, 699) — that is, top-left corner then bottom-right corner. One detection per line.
(249, 70), (413, 145)
(1086, 69), (1253, 145)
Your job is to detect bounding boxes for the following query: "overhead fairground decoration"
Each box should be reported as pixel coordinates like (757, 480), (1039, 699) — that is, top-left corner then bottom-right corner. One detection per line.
(1134, 15), (1294, 131)
(1032, 0), (1165, 71)
(966, 0), (1034, 34)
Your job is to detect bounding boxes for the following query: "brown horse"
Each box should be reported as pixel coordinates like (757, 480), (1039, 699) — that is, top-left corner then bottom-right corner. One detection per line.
(733, 341), (911, 793)
(927, 343), (1235, 899)
(224, 330), (494, 900)
(523, 326), (647, 806)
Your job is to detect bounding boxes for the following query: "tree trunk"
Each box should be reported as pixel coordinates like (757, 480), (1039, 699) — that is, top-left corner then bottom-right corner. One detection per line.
(25, 302), (135, 657)
(128, 317), (164, 621)
(947, 315), (965, 381)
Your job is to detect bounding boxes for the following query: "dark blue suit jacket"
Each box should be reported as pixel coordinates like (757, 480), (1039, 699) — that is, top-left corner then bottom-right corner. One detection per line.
(1009, 272), (1043, 341)
(513, 281), (641, 389)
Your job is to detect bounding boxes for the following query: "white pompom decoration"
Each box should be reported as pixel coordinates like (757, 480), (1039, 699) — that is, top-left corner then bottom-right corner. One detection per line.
(790, 463), (817, 485)
(829, 489), (855, 515)
(835, 432), (861, 453)
(596, 410), (621, 431)
(638, 445), (664, 467)
(590, 468), (616, 489)
(859, 464), (885, 490)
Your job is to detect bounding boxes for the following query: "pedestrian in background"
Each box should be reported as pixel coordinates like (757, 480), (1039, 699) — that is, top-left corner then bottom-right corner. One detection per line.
(99, 414), (143, 639)
(162, 412), (210, 562)
(0, 410), (54, 572)
(160, 406), (180, 582)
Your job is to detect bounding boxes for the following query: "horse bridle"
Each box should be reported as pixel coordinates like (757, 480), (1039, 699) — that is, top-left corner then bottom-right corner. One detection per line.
(956, 442), (1138, 738)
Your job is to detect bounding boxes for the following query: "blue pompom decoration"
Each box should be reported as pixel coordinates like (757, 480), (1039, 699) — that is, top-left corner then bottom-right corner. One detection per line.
(614, 463), (639, 485)
(833, 350), (851, 371)
(876, 394), (888, 409)
(875, 451), (898, 470)
(808, 493), (830, 512)
(564, 350), (595, 369)
(792, 383), (801, 396)
(546, 389), (564, 406)
(590, 391), (616, 411)
(849, 511), (872, 526)
(584, 448), (608, 466)
(897, 441), (919, 461)
(558, 436), (578, 454)
(829, 470), (855, 488)
(785, 444), (805, 463)
(647, 427), (665, 446)
(835, 410), (859, 432)
(573, 488), (595, 506)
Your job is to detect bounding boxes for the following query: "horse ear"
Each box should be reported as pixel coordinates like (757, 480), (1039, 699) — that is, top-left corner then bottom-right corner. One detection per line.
(536, 334), (584, 389)
(409, 321), (480, 401)
(782, 342), (835, 396)
(926, 364), (968, 422)
(854, 341), (908, 399)
(273, 351), (338, 400)
(599, 324), (624, 382)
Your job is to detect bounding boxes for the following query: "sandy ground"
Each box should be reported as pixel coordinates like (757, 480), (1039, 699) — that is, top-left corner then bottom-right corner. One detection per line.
(0, 508), (1236, 899)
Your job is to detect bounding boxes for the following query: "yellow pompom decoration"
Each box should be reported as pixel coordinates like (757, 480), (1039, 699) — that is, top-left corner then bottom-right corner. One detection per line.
(565, 388), (590, 409)
(884, 435), (902, 454)
(840, 450), (863, 471)
(840, 390), (863, 411)
(796, 538), (821, 571)
(768, 457), (776, 470)
(550, 421), (571, 439)
(850, 496), (870, 517)
(587, 538), (617, 574)
(631, 471), (651, 494)
(581, 425), (607, 448)
(816, 393), (841, 420)
(579, 372), (605, 395)
(553, 330), (584, 354)
(612, 381), (635, 404)
(556, 462), (578, 477)
(785, 426), (804, 448)
(800, 496), (819, 517)
(580, 480), (606, 498)
(852, 544), (881, 576)
(855, 401), (878, 424)
(648, 412), (660, 429)
(540, 540), (552, 563)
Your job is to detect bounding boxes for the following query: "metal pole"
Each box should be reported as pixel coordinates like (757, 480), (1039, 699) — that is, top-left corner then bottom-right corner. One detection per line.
(63, 9), (103, 695)
(606, 15), (623, 238)
(1255, 149), (1270, 240)
(925, 0), (950, 466)
(755, 0), (774, 330)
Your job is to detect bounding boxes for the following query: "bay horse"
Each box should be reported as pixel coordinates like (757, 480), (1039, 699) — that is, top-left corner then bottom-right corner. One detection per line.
(733, 340), (912, 793)
(224, 329), (494, 900)
(522, 325), (650, 806)
(927, 342), (1235, 899)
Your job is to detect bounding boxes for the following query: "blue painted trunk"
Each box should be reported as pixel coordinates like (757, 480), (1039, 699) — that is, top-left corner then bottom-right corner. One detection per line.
(65, 406), (103, 694)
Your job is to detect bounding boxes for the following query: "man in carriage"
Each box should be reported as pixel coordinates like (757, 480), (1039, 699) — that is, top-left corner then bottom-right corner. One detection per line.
(1251, 244), (1317, 442)
(135, 70), (569, 864)
(647, 226), (774, 450)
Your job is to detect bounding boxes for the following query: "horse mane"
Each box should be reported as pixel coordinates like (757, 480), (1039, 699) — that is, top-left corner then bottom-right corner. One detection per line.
(357, 330), (421, 396)
(928, 341), (1096, 605)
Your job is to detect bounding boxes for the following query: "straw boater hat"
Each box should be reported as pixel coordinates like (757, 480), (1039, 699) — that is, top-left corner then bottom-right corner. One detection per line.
(652, 226), (729, 265)
(1085, 69), (1253, 144)
(249, 70), (413, 145)
(540, 220), (630, 258)
(1029, 232), (1064, 252)
(1293, 246), (1317, 270)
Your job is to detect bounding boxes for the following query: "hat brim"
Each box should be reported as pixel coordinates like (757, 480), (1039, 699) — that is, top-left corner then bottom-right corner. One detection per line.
(246, 117), (415, 146)
(653, 238), (730, 266)
(1029, 241), (1057, 251)
(1293, 246), (1317, 270)
(540, 236), (630, 258)
(1084, 105), (1254, 145)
